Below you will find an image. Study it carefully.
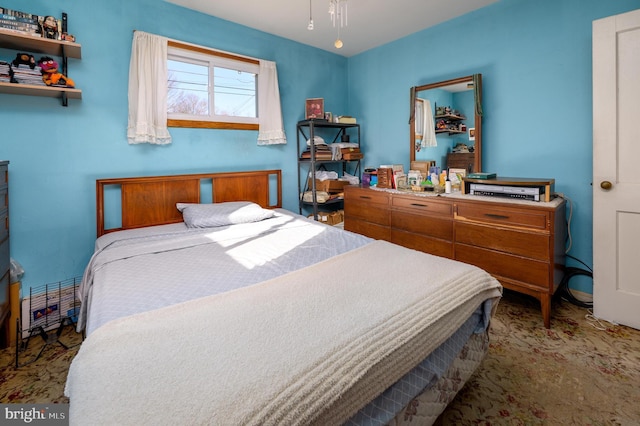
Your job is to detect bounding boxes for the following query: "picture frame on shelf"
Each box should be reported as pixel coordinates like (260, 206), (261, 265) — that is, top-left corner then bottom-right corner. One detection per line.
(394, 174), (408, 190)
(448, 168), (466, 190)
(448, 168), (466, 179)
(324, 111), (333, 122)
(305, 98), (324, 120)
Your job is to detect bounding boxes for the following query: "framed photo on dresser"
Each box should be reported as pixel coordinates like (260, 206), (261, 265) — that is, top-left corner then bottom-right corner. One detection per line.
(449, 168), (466, 177)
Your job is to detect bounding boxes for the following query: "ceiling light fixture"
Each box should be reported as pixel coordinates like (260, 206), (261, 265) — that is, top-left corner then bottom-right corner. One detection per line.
(334, 26), (343, 49)
(307, 0), (314, 30)
(328, 0), (347, 49)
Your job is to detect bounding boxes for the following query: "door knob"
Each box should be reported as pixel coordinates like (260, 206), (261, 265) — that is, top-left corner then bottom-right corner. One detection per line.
(600, 181), (612, 190)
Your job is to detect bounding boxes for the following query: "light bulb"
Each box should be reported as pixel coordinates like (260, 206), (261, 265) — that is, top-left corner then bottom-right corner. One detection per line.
(334, 38), (343, 48)
(307, 20), (314, 30)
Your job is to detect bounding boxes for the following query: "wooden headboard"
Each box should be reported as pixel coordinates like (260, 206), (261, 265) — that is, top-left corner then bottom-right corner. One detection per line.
(96, 169), (282, 237)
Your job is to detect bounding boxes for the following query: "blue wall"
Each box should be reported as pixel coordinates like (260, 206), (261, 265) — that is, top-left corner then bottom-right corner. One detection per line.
(1, 0), (348, 293)
(348, 0), (639, 294)
(2, 0), (638, 295)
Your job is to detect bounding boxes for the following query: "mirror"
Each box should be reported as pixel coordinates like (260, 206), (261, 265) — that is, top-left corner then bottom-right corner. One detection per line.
(410, 74), (482, 176)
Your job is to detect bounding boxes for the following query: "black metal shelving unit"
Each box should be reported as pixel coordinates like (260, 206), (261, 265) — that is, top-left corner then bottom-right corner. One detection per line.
(296, 119), (361, 219)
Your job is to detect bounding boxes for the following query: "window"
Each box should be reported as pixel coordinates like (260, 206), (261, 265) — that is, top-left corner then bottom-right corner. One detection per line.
(167, 41), (260, 130)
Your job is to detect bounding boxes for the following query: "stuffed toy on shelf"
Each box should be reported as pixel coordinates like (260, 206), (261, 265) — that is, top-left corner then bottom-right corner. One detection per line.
(12, 53), (36, 69)
(37, 56), (75, 88)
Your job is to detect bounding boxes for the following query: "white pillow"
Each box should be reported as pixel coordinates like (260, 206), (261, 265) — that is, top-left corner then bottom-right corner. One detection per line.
(176, 201), (274, 228)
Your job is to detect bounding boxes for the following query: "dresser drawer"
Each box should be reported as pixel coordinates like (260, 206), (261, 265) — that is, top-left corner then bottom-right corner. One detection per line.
(456, 221), (549, 261)
(344, 218), (391, 241)
(391, 211), (453, 241)
(391, 230), (453, 258)
(344, 187), (390, 226)
(0, 271), (8, 312)
(392, 195), (452, 217)
(345, 187), (390, 205)
(0, 187), (7, 211)
(455, 243), (550, 288)
(0, 210), (7, 245)
(0, 163), (7, 188)
(455, 202), (549, 230)
(0, 238), (8, 278)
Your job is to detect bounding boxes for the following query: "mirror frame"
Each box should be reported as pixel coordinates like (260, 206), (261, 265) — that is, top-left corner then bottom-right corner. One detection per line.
(410, 74), (482, 173)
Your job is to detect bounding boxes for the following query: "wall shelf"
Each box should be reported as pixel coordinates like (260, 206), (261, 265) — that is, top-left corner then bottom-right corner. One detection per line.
(0, 28), (81, 58)
(436, 129), (466, 134)
(0, 28), (82, 105)
(0, 81), (81, 99)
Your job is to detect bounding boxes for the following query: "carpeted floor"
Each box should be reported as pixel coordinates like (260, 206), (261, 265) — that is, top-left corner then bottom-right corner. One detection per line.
(1, 290), (639, 425)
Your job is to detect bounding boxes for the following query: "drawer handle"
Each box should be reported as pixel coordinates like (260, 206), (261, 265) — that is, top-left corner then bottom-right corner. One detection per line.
(410, 203), (428, 208)
(359, 196), (372, 200)
(484, 213), (510, 220)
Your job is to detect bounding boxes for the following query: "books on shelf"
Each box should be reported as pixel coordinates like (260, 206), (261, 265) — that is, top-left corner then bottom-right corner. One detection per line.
(10, 64), (45, 85)
(301, 145), (363, 161)
(0, 7), (39, 19)
(0, 61), (10, 83)
(300, 145), (333, 160)
(0, 7), (41, 36)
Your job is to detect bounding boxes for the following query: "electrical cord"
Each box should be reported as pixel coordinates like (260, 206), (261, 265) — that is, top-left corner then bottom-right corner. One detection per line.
(557, 192), (574, 253)
(554, 193), (620, 329)
(554, 192), (594, 308)
(557, 266), (593, 308)
(585, 308), (618, 330)
(565, 253), (592, 273)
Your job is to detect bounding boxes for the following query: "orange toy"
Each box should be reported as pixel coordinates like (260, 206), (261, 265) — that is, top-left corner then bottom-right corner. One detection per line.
(37, 56), (75, 88)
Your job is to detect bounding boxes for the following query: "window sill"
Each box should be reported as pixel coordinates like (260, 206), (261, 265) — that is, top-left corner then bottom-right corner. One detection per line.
(167, 119), (258, 131)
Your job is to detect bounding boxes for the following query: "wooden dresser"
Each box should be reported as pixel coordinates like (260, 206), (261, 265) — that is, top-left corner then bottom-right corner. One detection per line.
(344, 186), (566, 328)
(0, 161), (9, 348)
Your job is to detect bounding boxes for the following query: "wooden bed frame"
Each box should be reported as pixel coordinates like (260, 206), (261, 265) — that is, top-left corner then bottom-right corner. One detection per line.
(96, 169), (282, 237)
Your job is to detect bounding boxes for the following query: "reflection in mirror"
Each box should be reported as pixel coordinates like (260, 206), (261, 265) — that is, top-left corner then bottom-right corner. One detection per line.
(410, 74), (482, 176)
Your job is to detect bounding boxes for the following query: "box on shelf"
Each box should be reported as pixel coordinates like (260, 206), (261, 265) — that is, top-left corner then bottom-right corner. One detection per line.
(337, 116), (357, 124)
(341, 147), (363, 160)
(340, 147), (360, 154)
(342, 152), (364, 160)
(308, 210), (344, 225)
(307, 178), (349, 193)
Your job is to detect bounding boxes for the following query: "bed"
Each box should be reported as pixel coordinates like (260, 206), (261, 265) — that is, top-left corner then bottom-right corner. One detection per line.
(64, 169), (502, 426)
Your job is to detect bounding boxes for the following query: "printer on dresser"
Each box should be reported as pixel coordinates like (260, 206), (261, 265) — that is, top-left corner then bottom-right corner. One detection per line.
(0, 161), (9, 348)
(344, 184), (566, 328)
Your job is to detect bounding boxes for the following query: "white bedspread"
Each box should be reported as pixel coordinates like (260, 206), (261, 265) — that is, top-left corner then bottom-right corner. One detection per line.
(77, 210), (372, 335)
(65, 240), (501, 426)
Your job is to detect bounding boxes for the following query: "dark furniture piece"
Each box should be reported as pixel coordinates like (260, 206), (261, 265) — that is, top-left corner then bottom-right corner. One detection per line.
(0, 161), (10, 348)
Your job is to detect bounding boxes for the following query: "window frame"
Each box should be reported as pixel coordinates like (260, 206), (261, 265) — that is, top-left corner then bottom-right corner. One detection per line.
(167, 40), (260, 130)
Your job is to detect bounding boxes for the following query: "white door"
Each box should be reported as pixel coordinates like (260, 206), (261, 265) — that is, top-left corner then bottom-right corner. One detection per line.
(592, 8), (640, 330)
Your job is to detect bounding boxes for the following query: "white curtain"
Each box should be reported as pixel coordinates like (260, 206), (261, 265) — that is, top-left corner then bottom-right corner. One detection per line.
(127, 31), (172, 145)
(257, 60), (287, 145)
(417, 97), (437, 148)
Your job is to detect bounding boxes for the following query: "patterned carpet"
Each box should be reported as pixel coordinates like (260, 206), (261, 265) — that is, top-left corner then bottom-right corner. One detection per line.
(1, 290), (639, 425)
